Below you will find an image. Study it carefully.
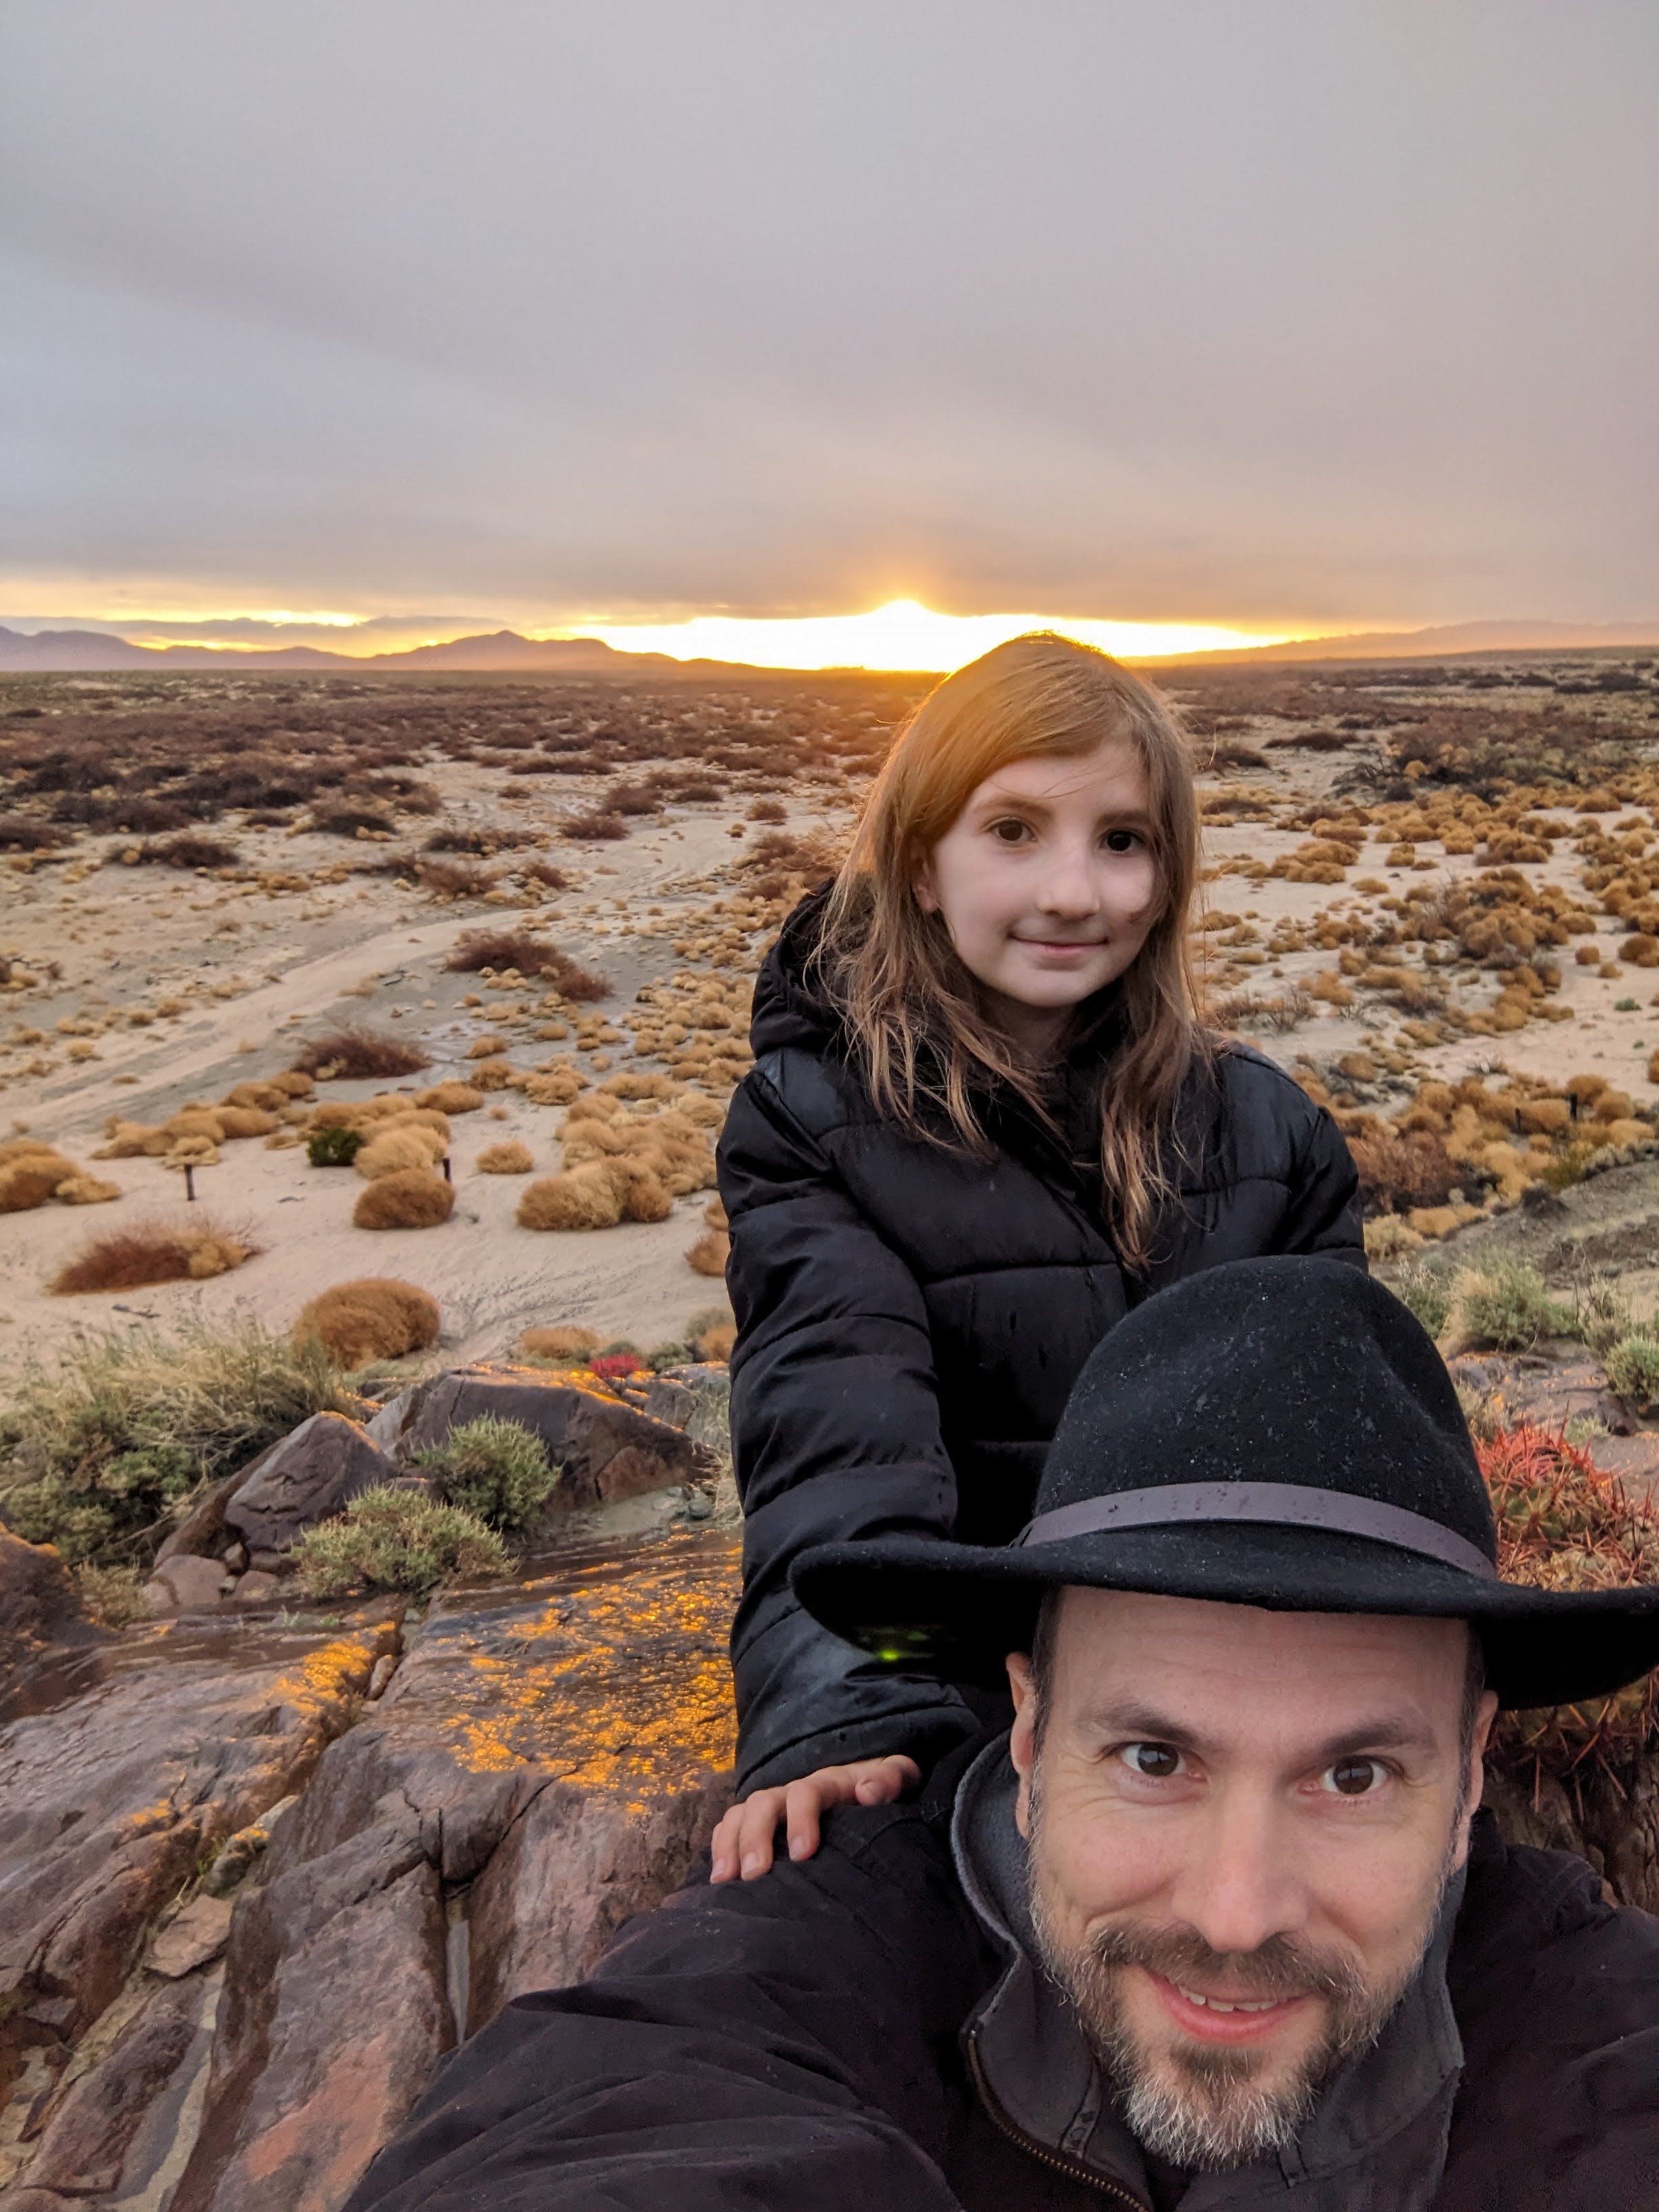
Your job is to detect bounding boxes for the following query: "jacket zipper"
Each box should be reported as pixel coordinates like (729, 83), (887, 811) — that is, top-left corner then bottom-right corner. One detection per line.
(964, 2030), (1147, 2209)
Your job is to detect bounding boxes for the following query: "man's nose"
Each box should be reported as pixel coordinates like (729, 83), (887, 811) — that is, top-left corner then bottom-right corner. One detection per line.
(1166, 1793), (1308, 1962)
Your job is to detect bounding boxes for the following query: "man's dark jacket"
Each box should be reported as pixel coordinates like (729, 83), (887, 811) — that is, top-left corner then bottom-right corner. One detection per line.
(718, 892), (1366, 1790)
(345, 1736), (1659, 2212)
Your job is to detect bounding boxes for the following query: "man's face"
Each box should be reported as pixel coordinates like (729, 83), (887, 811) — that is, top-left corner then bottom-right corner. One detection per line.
(1007, 1590), (1495, 2171)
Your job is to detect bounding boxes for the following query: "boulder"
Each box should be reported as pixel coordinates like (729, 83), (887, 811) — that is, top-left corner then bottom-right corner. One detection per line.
(223, 1414), (401, 1555)
(149, 1893), (235, 1979)
(230, 1570), (283, 1608)
(380, 1364), (716, 1509)
(644, 1362), (731, 1454)
(142, 1554), (230, 1616)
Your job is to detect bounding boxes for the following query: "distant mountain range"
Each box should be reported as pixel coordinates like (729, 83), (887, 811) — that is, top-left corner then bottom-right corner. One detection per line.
(0, 626), (680, 674)
(2, 616), (1657, 676)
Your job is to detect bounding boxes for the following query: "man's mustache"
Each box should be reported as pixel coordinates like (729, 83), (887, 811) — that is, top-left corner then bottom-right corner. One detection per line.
(1080, 1922), (1368, 2009)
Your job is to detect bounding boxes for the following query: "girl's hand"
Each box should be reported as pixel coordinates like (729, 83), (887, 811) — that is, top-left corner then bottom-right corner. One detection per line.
(708, 1755), (921, 1883)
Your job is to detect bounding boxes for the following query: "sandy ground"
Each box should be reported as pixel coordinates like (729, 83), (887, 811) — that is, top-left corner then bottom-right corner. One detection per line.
(0, 771), (838, 1369)
(5, 668), (1659, 1376)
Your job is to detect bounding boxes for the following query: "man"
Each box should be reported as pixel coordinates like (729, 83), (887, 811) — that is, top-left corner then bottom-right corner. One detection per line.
(347, 1258), (1659, 2211)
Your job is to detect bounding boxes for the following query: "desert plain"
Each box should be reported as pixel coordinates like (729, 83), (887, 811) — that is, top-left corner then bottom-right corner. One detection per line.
(3, 649), (1659, 1371)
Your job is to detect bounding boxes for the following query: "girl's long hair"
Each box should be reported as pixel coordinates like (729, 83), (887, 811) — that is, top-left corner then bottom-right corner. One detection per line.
(816, 632), (1210, 1269)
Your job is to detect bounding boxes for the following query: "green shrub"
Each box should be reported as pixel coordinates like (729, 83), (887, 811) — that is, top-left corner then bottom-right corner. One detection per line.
(1391, 1261), (1453, 1340)
(1603, 1332), (1659, 1412)
(1570, 1271), (1633, 1357)
(413, 1416), (558, 1532)
(308, 1124), (366, 1168)
(0, 1322), (356, 1564)
(293, 1486), (508, 1596)
(1451, 1259), (1577, 1353)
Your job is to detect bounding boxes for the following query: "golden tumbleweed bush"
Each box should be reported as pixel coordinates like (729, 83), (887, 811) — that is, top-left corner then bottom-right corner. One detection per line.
(50, 1217), (257, 1294)
(293, 1279), (441, 1366)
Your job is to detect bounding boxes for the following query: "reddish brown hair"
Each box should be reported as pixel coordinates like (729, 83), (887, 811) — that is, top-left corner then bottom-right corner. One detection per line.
(817, 632), (1208, 1267)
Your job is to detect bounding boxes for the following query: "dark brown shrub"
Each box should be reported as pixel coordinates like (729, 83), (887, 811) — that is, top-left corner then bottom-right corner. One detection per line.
(308, 802), (396, 837)
(560, 810), (629, 841)
(443, 933), (606, 1002)
(747, 799), (787, 823)
(51, 1218), (256, 1294)
(289, 1028), (432, 1080)
(415, 857), (499, 898)
(516, 859), (569, 890)
(134, 834), (241, 869)
(1348, 1131), (1463, 1214)
(0, 816), (68, 850)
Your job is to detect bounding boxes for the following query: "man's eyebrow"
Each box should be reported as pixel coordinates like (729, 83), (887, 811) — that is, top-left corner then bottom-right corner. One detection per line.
(1072, 1706), (1441, 1763)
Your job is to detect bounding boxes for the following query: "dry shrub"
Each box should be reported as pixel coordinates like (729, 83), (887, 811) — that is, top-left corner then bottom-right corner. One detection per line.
(55, 1175), (121, 1206)
(354, 1124), (447, 1180)
(560, 809), (628, 841)
(93, 1121), (162, 1160)
(703, 1193), (729, 1229)
(1347, 1131), (1462, 1215)
(222, 1080), (291, 1112)
(607, 1158), (674, 1222)
(691, 1318), (737, 1362)
(51, 1218), (255, 1294)
(444, 932), (602, 992)
(134, 834), (240, 870)
(214, 1105), (280, 1139)
(1480, 1425), (1659, 1881)
(416, 857), (499, 899)
(415, 1081), (486, 1115)
(293, 1278), (441, 1366)
(518, 1323), (600, 1364)
(476, 1140), (534, 1174)
(518, 1164), (625, 1231)
(0, 1151), (77, 1211)
(353, 1170), (455, 1229)
(518, 1067), (588, 1105)
(270, 1069), (315, 1099)
(686, 1229), (731, 1277)
(291, 1028), (432, 1080)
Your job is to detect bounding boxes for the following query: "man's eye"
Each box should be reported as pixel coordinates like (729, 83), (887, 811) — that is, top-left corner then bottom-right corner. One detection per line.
(1322, 1758), (1386, 1798)
(1119, 1742), (1183, 1780)
(1102, 827), (1143, 853)
(989, 819), (1031, 844)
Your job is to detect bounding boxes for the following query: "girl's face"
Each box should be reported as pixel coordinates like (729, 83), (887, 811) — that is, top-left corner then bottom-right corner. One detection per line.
(914, 740), (1160, 1050)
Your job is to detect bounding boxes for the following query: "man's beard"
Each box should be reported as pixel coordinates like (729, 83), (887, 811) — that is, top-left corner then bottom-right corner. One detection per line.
(1025, 1801), (1457, 2170)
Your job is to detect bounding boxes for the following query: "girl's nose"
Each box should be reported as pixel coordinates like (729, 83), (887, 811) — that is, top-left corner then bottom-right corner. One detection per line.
(1033, 842), (1102, 917)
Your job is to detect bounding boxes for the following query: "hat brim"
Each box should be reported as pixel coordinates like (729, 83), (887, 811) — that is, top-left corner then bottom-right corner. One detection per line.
(794, 1523), (1659, 1711)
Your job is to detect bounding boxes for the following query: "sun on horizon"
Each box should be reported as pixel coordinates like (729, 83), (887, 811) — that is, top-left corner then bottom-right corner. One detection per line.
(559, 599), (1303, 672)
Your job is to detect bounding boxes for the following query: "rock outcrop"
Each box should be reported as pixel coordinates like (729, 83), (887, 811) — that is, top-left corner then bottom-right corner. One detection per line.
(0, 1531), (739, 2209)
(371, 1364), (718, 1509)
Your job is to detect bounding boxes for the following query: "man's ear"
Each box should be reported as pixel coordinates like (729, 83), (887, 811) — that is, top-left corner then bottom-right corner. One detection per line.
(1007, 1651), (1038, 1839)
(1457, 1689), (1500, 1856)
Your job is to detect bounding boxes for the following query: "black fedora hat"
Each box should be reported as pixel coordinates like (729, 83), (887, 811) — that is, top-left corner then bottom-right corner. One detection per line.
(794, 1255), (1659, 1711)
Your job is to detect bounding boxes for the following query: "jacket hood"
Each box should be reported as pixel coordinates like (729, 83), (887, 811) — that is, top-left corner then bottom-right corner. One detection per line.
(950, 1735), (1467, 2211)
(749, 884), (844, 1059)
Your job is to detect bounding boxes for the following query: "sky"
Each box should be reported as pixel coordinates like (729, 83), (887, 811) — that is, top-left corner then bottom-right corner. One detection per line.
(2, 1), (1656, 668)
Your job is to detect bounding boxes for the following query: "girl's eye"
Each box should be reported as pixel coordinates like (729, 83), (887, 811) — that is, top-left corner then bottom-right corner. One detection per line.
(1118, 1742), (1184, 1780)
(989, 818), (1033, 844)
(1322, 1757), (1387, 1798)
(1101, 827), (1143, 854)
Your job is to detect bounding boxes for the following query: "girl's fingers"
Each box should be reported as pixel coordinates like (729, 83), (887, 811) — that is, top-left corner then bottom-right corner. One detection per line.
(737, 1789), (788, 1878)
(784, 1777), (828, 1863)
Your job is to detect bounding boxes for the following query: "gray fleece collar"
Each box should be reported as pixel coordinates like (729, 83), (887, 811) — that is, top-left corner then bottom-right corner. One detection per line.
(951, 1736), (1467, 2211)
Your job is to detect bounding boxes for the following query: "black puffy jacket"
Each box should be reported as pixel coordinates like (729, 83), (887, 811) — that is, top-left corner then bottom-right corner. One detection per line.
(344, 1747), (1659, 2212)
(718, 894), (1365, 1793)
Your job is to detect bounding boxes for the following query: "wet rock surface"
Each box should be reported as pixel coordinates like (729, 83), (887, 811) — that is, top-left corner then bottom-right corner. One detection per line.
(0, 1530), (739, 2209)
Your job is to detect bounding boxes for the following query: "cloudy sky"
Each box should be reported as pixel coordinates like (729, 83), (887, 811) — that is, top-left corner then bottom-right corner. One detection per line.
(3, 0), (1656, 652)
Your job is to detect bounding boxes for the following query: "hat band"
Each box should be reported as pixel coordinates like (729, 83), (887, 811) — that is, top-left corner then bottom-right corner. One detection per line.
(1019, 1481), (1498, 1580)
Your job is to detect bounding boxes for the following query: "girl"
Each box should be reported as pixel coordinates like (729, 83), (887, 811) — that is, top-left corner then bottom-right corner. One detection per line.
(710, 634), (1362, 1880)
